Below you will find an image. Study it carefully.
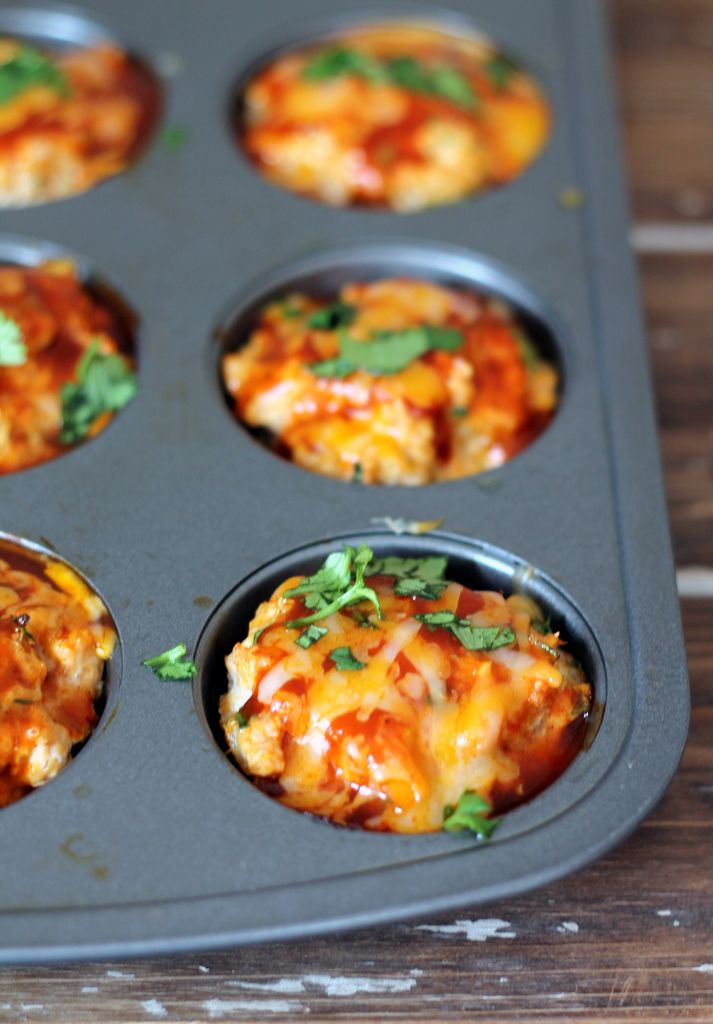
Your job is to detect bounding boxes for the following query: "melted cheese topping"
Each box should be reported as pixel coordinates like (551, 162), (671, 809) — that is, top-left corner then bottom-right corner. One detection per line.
(222, 278), (558, 485)
(0, 540), (116, 809)
(220, 572), (592, 833)
(240, 25), (550, 210)
(0, 39), (159, 207)
(0, 260), (132, 475)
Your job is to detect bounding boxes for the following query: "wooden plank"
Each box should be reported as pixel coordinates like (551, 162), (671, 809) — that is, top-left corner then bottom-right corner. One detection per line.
(640, 254), (713, 567)
(609, 0), (713, 223)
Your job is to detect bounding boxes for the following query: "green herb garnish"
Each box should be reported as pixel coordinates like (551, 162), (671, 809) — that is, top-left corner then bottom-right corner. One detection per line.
(295, 624), (328, 649)
(329, 646), (366, 671)
(233, 711), (249, 729)
(386, 57), (476, 109)
(161, 123), (189, 151)
(0, 312), (26, 366)
(284, 545), (382, 629)
(451, 405), (468, 418)
(352, 610), (380, 630)
(59, 340), (137, 445)
(0, 43), (70, 106)
(307, 301), (356, 330)
(484, 55), (514, 90)
(142, 643), (197, 681)
(311, 325), (463, 378)
(443, 791), (500, 839)
(303, 47), (386, 83)
(368, 555), (449, 600)
(514, 330), (541, 370)
(415, 611), (515, 651)
(531, 616), (553, 635)
(302, 47), (475, 110)
(352, 461), (363, 484)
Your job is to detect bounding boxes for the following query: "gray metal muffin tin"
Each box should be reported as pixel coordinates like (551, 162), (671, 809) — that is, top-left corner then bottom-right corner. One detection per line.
(0, 0), (689, 962)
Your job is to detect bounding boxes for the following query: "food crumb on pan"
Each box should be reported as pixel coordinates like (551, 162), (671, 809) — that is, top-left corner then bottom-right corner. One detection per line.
(0, 539), (116, 810)
(222, 277), (558, 485)
(219, 544), (593, 834)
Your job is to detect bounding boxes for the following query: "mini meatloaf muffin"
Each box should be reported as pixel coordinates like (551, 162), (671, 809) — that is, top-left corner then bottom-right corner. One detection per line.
(239, 24), (550, 210)
(0, 540), (116, 809)
(0, 259), (137, 475)
(0, 37), (159, 206)
(222, 278), (557, 485)
(220, 546), (592, 835)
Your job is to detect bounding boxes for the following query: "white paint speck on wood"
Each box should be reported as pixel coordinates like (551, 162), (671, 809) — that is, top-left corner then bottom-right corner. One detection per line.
(676, 567), (713, 597)
(556, 921), (580, 934)
(416, 918), (516, 941)
(693, 964), (713, 973)
(203, 998), (304, 1017)
(227, 974), (418, 997)
(142, 999), (168, 1019)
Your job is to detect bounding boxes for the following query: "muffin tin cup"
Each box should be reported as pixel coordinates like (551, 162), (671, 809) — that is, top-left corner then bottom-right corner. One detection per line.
(0, 0), (688, 962)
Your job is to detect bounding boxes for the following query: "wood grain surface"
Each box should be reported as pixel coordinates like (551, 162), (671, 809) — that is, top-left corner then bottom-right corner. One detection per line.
(2, 0), (712, 1020)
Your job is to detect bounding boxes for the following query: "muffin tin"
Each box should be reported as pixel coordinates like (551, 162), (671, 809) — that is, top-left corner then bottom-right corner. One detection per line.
(0, 0), (689, 962)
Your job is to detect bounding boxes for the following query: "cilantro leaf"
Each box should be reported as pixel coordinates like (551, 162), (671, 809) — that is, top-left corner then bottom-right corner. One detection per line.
(307, 301), (356, 330)
(329, 646), (366, 671)
(368, 554), (449, 600)
(352, 461), (364, 484)
(232, 711), (249, 729)
(303, 47), (386, 83)
(484, 55), (514, 90)
(285, 545), (382, 628)
(142, 643), (196, 681)
(295, 624), (328, 649)
(415, 611), (515, 651)
(0, 312), (26, 366)
(443, 791), (500, 839)
(59, 340), (137, 444)
(161, 123), (189, 151)
(386, 57), (476, 109)
(301, 47), (475, 109)
(311, 325), (463, 378)
(0, 43), (70, 106)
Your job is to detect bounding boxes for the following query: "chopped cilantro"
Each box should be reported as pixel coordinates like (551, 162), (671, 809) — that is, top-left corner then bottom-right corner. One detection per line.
(284, 545), (382, 628)
(13, 698), (34, 705)
(295, 624), (328, 649)
(0, 312), (26, 366)
(514, 330), (541, 370)
(451, 405), (468, 418)
(352, 461), (363, 484)
(233, 711), (249, 729)
(532, 616), (553, 635)
(311, 324), (463, 377)
(161, 124), (189, 151)
(250, 626), (267, 646)
(142, 643), (196, 681)
(368, 554), (449, 600)
(306, 301), (356, 330)
(0, 44), (70, 106)
(329, 646), (366, 671)
(303, 46), (386, 83)
(484, 55), (514, 90)
(352, 610), (380, 630)
(59, 340), (137, 445)
(443, 791), (500, 839)
(302, 47), (475, 109)
(415, 611), (515, 651)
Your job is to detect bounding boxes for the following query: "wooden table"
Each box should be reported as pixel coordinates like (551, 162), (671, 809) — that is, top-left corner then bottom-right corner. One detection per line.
(2, 1), (712, 1019)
